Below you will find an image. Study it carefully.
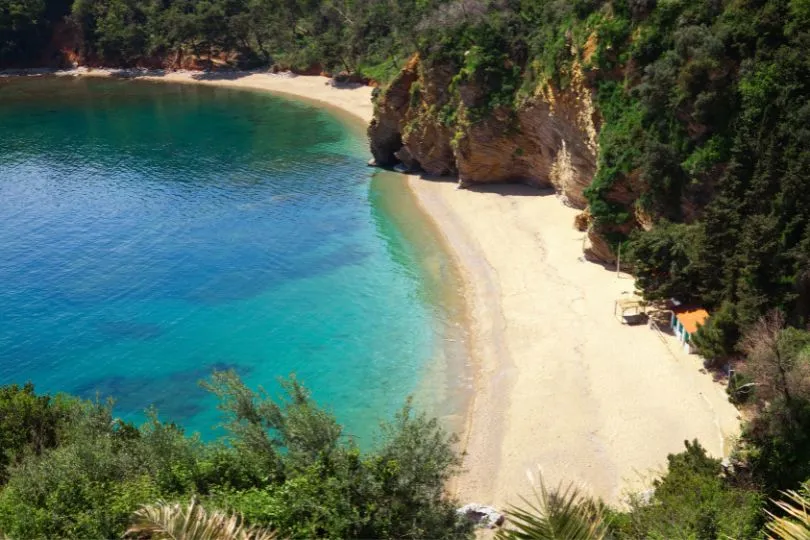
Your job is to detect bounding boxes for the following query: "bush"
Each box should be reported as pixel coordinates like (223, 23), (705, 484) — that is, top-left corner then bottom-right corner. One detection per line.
(624, 221), (704, 302)
(0, 377), (471, 539)
(614, 440), (764, 539)
(693, 301), (740, 367)
(0, 383), (79, 483)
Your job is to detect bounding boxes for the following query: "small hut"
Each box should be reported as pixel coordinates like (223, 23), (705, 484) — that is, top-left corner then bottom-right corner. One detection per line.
(671, 307), (709, 354)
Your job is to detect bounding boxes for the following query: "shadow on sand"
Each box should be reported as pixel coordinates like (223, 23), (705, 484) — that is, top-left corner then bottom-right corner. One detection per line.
(411, 172), (555, 198)
(465, 182), (556, 197)
(99, 68), (369, 91)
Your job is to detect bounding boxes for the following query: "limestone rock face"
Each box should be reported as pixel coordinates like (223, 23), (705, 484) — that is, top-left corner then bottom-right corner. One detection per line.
(369, 55), (598, 206)
(586, 228), (617, 264)
(397, 59), (457, 176)
(367, 54), (420, 167)
(368, 54), (615, 259)
(401, 118), (456, 176)
(453, 93), (597, 209)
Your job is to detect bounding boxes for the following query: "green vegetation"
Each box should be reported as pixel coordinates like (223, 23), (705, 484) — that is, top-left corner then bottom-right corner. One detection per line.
(497, 473), (611, 540)
(1, 349), (809, 539)
(766, 487), (810, 540)
(593, 0), (810, 351)
(0, 376), (790, 539)
(735, 312), (810, 492)
(498, 449), (810, 540)
(3, 0), (808, 351)
(0, 373), (470, 539)
(5, 0), (810, 536)
(612, 440), (763, 539)
(0, 317), (808, 538)
(0, 0), (445, 72)
(127, 498), (277, 539)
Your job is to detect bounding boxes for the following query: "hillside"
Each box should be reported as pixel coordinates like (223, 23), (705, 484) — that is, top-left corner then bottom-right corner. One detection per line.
(365, 0), (810, 362)
(5, 0), (804, 354)
(3, 0), (810, 536)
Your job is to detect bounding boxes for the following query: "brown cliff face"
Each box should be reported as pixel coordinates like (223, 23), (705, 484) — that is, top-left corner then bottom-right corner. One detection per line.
(369, 55), (619, 260)
(368, 55), (599, 212)
(368, 55), (421, 167)
(397, 59), (457, 176)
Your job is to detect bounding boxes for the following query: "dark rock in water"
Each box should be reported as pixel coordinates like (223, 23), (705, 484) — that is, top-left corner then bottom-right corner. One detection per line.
(98, 321), (164, 341)
(457, 503), (505, 529)
(72, 361), (251, 423)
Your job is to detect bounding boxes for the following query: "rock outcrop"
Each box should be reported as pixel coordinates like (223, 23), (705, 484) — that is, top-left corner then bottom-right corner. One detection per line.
(368, 53), (611, 258)
(370, 55), (598, 209)
(456, 503), (505, 529)
(368, 55), (421, 168)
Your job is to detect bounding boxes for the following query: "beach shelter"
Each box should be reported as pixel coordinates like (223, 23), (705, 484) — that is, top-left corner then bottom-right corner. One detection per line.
(670, 307), (709, 354)
(614, 296), (647, 325)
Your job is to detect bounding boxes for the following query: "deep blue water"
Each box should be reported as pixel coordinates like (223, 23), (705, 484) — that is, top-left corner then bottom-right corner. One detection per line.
(0, 76), (463, 441)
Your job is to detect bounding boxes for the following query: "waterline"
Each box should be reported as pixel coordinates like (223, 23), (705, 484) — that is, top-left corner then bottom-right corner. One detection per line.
(0, 76), (469, 443)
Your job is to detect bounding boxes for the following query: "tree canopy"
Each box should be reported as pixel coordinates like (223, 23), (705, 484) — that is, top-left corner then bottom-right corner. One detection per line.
(0, 374), (470, 539)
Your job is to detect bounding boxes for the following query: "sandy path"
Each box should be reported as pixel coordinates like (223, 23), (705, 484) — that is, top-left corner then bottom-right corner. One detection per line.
(407, 179), (741, 507)
(42, 68), (740, 506)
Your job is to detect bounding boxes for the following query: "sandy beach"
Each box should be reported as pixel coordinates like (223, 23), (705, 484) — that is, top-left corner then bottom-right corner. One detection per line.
(41, 68), (740, 506)
(47, 68), (375, 125)
(408, 179), (741, 507)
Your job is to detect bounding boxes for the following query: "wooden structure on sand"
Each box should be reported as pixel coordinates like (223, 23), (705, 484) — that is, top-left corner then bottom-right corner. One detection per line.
(614, 296), (648, 325)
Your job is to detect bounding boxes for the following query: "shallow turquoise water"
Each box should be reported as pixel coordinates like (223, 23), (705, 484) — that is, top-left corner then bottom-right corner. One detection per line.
(0, 76), (461, 441)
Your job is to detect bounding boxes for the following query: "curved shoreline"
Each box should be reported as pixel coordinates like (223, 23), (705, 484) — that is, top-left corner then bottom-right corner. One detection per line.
(404, 180), (741, 508)
(51, 68), (376, 125)
(11, 68), (480, 450)
(7, 68), (741, 507)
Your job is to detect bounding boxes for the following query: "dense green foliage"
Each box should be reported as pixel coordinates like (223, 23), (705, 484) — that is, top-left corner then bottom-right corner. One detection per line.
(0, 382), (76, 482)
(734, 313), (810, 492)
(612, 440), (764, 539)
(1, 0), (445, 71)
(592, 0), (810, 346)
(0, 375), (470, 539)
(0, 0), (68, 65)
(3, 356), (810, 538)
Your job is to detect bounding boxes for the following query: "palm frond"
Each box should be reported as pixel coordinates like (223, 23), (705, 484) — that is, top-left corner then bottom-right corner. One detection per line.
(767, 490), (810, 540)
(496, 472), (608, 540)
(126, 497), (277, 540)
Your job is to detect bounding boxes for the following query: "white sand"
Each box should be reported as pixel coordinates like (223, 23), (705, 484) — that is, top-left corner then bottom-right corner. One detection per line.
(45, 68), (740, 505)
(407, 179), (741, 507)
(52, 68), (375, 125)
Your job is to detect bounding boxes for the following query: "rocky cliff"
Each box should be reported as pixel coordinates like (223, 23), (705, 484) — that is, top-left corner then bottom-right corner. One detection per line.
(368, 54), (617, 261)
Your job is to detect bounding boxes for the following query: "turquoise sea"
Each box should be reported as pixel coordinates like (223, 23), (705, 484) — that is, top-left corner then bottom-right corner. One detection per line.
(0, 76), (467, 441)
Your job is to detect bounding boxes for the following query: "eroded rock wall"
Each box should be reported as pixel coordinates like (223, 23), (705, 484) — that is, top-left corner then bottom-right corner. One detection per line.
(368, 54), (612, 259)
(368, 55), (598, 210)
